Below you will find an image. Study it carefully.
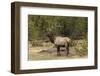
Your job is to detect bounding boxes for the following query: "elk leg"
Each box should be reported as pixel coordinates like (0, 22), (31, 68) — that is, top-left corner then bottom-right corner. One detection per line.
(66, 44), (69, 56)
(57, 46), (61, 56)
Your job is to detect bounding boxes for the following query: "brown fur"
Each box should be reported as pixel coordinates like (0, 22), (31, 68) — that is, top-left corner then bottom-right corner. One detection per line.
(46, 32), (71, 56)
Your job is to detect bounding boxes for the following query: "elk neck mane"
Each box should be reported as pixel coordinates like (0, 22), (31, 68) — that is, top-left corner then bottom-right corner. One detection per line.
(48, 35), (55, 43)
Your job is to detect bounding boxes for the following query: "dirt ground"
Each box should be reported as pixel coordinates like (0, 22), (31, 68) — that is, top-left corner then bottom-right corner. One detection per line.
(28, 45), (87, 61)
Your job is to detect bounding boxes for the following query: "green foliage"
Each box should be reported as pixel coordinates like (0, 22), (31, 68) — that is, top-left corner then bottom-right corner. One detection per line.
(74, 39), (88, 56)
(28, 15), (88, 41)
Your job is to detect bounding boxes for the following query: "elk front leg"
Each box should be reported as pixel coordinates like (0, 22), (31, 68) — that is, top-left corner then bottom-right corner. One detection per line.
(57, 46), (61, 56)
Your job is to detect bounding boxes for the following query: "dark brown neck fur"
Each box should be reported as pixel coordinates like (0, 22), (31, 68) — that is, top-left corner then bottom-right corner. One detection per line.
(48, 36), (55, 43)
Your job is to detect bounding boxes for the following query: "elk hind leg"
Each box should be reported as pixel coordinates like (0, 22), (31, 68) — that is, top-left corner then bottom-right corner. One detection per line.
(66, 43), (69, 56)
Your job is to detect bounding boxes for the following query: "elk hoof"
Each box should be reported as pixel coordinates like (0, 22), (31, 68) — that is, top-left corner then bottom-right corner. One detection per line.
(66, 54), (69, 56)
(57, 54), (61, 56)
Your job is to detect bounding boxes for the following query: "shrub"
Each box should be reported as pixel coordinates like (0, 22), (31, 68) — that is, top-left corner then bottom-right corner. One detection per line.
(74, 39), (88, 56)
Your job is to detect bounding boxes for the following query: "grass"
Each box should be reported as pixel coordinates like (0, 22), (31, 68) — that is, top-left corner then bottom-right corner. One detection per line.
(28, 39), (88, 61)
(28, 50), (86, 61)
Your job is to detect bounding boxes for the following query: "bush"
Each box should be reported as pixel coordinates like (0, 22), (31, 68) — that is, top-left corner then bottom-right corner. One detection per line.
(74, 39), (88, 56)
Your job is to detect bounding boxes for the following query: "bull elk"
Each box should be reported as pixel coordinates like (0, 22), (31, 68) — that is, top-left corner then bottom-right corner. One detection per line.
(46, 32), (71, 56)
